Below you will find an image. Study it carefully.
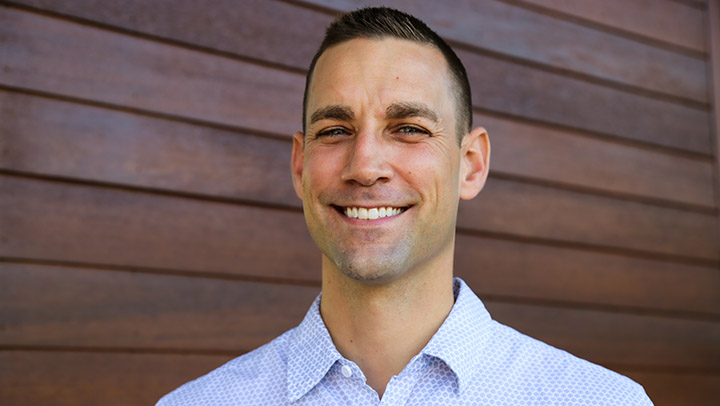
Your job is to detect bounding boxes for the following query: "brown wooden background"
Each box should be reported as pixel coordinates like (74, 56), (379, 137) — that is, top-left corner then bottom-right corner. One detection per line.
(1, 0), (719, 404)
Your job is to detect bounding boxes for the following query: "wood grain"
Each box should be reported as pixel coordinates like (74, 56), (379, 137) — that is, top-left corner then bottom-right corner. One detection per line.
(2, 262), (718, 369)
(0, 351), (234, 406)
(0, 6), (710, 153)
(511, 0), (706, 53)
(480, 112), (715, 208)
(8, 0), (329, 70)
(709, 0), (720, 249)
(300, 0), (707, 102)
(621, 370), (720, 406)
(459, 177), (719, 261)
(0, 263), (319, 349)
(12, 0), (705, 101)
(0, 175), (320, 282)
(487, 301), (720, 369)
(0, 5), (305, 136)
(460, 48), (711, 153)
(455, 234), (720, 316)
(0, 90), (300, 207)
(1, 90), (713, 210)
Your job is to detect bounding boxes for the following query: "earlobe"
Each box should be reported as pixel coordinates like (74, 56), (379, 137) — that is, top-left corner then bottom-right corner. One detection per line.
(291, 131), (305, 200)
(459, 126), (490, 200)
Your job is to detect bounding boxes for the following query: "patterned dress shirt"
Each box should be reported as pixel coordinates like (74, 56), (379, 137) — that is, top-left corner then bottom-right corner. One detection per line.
(157, 278), (653, 405)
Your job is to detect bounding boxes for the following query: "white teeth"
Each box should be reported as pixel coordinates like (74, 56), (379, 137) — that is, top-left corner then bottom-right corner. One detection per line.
(343, 206), (405, 220)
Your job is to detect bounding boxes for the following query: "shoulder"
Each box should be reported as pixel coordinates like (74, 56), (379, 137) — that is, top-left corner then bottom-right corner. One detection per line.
(156, 330), (294, 406)
(476, 321), (653, 404)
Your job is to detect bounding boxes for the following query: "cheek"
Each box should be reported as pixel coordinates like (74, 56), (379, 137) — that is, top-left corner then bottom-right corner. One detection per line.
(392, 143), (458, 180)
(303, 148), (343, 192)
(404, 153), (460, 207)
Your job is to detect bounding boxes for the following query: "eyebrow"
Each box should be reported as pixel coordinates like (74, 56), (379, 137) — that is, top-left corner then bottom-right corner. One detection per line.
(309, 101), (440, 126)
(386, 102), (439, 123)
(310, 105), (355, 125)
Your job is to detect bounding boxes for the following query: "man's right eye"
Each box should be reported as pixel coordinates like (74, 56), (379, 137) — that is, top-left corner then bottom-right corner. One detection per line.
(317, 127), (350, 137)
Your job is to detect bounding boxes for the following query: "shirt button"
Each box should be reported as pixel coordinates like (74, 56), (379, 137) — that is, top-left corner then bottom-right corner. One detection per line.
(341, 365), (353, 378)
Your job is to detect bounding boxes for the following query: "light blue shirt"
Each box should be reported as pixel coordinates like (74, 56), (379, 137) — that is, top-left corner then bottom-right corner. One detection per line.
(157, 278), (653, 405)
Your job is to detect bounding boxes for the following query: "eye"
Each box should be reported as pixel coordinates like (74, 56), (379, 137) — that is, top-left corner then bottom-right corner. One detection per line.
(395, 126), (430, 138)
(316, 127), (351, 138)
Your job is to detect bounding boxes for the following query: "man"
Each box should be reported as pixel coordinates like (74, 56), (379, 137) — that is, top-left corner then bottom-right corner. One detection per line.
(158, 7), (652, 405)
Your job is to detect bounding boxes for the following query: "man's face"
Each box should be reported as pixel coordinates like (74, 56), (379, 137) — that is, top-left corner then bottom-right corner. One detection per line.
(292, 38), (485, 284)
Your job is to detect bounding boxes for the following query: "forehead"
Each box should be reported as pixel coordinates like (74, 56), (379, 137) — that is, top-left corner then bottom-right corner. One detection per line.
(307, 38), (455, 121)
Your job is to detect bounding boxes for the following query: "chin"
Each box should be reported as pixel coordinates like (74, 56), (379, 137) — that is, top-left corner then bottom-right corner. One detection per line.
(339, 266), (400, 285)
(332, 247), (412, 285)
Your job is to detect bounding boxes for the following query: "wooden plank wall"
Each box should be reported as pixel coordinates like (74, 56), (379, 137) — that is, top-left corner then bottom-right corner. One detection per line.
(1, 0), (718, 404)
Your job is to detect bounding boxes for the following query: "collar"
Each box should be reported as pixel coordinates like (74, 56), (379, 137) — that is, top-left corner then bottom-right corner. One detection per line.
(286, 293), (342, 402)
(285, 277), (492, 401)
(422, 278), (492, 396)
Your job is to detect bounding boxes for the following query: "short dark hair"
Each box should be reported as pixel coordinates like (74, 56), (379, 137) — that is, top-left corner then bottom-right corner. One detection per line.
(302, 7), (472, 140)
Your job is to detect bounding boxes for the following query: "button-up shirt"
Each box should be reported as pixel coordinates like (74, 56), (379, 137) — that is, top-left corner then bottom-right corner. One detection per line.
(157, 278), (653, 405)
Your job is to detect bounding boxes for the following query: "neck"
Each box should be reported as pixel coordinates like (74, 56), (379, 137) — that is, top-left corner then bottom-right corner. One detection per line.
(319, 255), (455, 398)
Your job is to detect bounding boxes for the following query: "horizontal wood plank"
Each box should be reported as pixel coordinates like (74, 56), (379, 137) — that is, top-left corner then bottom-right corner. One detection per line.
(301, 0), (707, 102)
(486, 301), (720, 369)
(455, 234), (720, 316)
(620, 370), (720, 406)
(461, 48), (710, 154)
(512, 0), (706, 53)
(0, 90), (300, 207)
(481, 112), (715, 208)
(0, 6), (710, 153)
(1, 90), (714, 210)
(9, 0), (327, 70)
(0, 264), (318, 349)
(1, 263), (717, 369)
(459, 177), (719, 260)
(0, 351), (234, 406)
(0, 175), (321, 282)
(0, 5), (305, 137)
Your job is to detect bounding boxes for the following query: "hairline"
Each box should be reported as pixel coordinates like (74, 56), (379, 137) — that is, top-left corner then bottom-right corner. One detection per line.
(303, 36), (469, 142)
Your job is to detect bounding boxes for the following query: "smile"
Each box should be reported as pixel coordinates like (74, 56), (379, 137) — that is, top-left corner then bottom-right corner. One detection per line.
(339, 206), (408, 220)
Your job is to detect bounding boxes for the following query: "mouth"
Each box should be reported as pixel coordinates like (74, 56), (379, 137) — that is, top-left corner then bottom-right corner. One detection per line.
(333, 205), (409, 220)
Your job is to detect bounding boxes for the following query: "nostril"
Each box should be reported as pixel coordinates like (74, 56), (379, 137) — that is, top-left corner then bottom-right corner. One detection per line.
(341, 162), (393, 185)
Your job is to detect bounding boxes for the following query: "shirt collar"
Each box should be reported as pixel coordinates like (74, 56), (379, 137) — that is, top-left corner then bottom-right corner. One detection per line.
(286, 293), (342, 402)
(285, 277), (492, 400)
(422, 278), (492, 396)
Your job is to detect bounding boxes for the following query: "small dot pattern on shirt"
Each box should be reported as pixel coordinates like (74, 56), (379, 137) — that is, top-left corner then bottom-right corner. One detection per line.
(156, 278), (654, 405)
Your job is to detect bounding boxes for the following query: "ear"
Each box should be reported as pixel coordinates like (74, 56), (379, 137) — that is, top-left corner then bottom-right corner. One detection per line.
(459, 126), (490, 200)
(291, 131), (305, 200)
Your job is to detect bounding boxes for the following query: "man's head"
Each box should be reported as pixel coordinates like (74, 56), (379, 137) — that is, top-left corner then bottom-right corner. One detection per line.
(292, 7), (489, 285)
(303, 7), (472, 141)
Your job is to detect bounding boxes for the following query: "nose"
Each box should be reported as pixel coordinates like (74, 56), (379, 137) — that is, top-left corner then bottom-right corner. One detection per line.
(341, 132), (393, 186)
